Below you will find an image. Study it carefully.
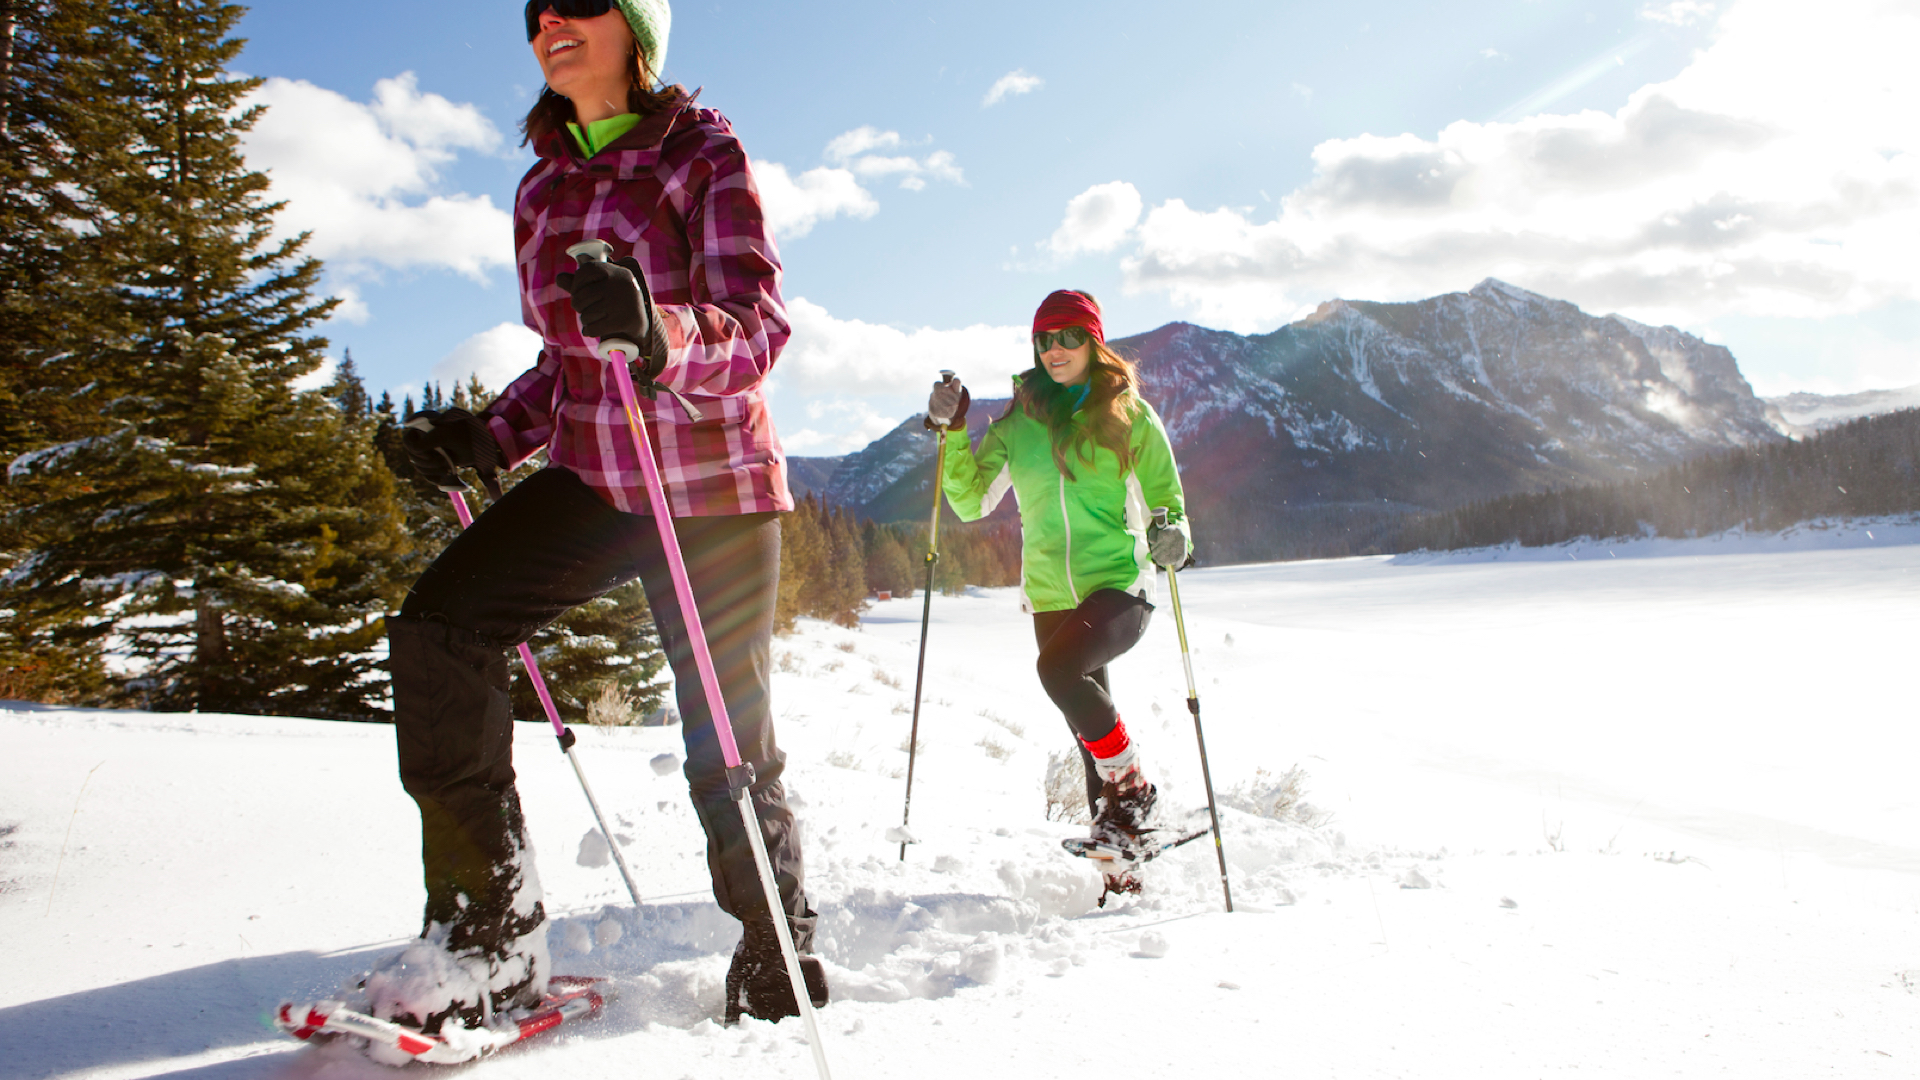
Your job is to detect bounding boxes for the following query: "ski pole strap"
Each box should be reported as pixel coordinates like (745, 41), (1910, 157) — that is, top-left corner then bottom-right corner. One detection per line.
(477, 464), (504, 501)
(726, 762), (756, 798)
(629, 376), (704, 422)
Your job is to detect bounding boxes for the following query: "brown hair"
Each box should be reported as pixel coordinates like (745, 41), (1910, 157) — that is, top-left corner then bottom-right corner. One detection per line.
(520, 43), (688, 147)
(1012, 291), (1142, 480)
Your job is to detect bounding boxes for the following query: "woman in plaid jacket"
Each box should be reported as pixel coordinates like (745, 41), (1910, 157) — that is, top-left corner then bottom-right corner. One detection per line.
(383, 0), (819, 1031)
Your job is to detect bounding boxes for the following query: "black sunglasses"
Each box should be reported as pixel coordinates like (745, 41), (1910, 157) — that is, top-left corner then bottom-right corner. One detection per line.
(525, 0), (616, 41)
(1033, 327), (1090, 353)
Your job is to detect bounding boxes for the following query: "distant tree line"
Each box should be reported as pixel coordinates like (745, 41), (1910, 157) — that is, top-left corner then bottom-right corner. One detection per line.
(1399, 408), (1920, 551)
(774, 496), (1022, 631)
(1175, 408), (1920, 563)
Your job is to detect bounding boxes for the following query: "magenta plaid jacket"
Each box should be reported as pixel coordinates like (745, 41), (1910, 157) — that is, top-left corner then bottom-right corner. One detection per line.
(484, 92), (794, 518)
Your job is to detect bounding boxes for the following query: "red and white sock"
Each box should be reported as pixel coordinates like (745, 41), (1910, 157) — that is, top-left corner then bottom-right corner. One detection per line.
(1081, 720), (1141, 784)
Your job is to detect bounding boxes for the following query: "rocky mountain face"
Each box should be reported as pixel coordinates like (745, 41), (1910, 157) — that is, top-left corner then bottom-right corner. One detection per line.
(816, 400), (1012, 523)
(810, 280), (1791, 562)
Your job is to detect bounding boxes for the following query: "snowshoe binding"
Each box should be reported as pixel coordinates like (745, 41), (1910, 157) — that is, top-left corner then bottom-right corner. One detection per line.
(274, 976), (609, 1065)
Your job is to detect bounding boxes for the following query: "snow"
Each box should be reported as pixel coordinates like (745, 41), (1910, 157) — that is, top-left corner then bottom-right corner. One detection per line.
(4, 525), (1920, 1077)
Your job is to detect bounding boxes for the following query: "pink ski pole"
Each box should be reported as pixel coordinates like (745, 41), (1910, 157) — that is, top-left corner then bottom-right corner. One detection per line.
(567, 240), (832, 1079)
(406, 418), (647, 915)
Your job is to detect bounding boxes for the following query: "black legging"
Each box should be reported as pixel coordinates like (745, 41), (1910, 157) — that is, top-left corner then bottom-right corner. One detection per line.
(1032, 588), (1154, 812)
(390, 466), (813, 952)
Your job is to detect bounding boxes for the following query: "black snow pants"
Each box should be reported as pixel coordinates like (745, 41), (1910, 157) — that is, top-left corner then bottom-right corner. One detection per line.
(388, 466), (814, 953)
(1031, 587), (1155, 813)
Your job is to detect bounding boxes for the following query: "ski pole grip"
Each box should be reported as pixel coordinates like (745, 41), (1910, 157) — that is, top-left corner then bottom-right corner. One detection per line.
(563, 239), (639, 364)
(939, 369), (955, 384)
(565, 239), (614, 266)
(1152, 506), (1169, 527)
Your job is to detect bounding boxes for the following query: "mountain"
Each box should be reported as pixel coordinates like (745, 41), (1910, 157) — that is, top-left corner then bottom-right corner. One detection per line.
(785, 455), (844, 499)
(818, 399), (1013, 524)
(815, 280), (1790, 562)
(1764, 384), (1920, 432)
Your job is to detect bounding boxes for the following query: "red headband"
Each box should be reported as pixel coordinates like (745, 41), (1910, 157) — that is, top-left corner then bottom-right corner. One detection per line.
(1032, 290), (1103, 343)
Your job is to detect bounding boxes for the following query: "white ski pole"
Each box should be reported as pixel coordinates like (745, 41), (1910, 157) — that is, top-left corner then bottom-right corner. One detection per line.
(1154, 506), (1233, 913)
(568, 239), (832, 1080)
(404, 421), (647, 916)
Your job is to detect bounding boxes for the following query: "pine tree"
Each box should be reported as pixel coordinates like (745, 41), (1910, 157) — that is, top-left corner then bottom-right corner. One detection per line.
(509, 581), (667, 725)
(861, 520), (916, 598)
(775, 495), (827, 633)
(0, 1), (130, 701)
(1, 0), (411, 717)
(816, 505), (867, 627)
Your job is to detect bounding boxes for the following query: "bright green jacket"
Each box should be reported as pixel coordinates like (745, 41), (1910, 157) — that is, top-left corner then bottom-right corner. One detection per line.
(941, 377), (1190, 613)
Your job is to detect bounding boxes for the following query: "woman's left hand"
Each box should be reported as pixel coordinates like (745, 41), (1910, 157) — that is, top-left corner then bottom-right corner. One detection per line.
(1147, 521), (1190, 569)
(558, 255), (651, 346)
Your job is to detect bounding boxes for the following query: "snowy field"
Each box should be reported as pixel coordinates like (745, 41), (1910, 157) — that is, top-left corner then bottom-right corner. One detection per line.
(4, 516), (1920, 1079)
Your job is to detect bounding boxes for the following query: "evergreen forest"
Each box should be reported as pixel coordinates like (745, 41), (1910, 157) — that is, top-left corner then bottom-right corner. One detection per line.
(0, 1), (1013, 719)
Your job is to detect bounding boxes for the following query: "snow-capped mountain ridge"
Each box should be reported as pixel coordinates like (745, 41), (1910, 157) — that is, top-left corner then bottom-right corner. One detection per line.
(817, 280), (1791, 561)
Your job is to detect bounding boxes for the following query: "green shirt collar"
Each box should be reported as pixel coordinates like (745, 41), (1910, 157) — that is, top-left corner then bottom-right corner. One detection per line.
(566, 112), (642, 159)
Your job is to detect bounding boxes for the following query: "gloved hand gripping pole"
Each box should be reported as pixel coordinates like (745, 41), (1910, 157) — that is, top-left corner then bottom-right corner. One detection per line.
(403, 424), (648, 916)
(1154, 506), (1234, 913)
(567, 240), (833, 1080)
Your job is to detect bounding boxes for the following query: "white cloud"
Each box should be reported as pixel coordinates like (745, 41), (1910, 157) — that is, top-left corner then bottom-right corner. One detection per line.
(757, 162), (879, 240)
(327, 283), (371, 325)
(1640, 1), (1716, 26)
(758, 127), (964, 241)
(778, 400), (903, 456)
(291, 355), (338, 393)
(431, 323), (544, 395)
(1093, 0), (1920, 332)
(779, 298), (1029, 396)
(767, 298), (1031, 454)
(369, 72), (501, 155)
(1048, 181), (1145, 257)
(823, 126), (965, 189)
(983, 70), (1044, 107)
(242, 73), (512, 281)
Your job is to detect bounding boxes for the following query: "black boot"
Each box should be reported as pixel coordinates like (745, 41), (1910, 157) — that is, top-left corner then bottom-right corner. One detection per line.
(723, 918), (828, 1024)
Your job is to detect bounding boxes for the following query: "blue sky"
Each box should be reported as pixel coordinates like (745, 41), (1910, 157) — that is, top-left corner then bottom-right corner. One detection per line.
(236, 0), (1920, 454)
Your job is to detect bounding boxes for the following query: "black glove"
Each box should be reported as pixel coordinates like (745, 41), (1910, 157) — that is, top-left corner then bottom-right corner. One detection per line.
(925, 377), (970, 432)
(1147, 520), (1190, 569)
(556, 254), (669, 382)
(402, 408), (503, 493)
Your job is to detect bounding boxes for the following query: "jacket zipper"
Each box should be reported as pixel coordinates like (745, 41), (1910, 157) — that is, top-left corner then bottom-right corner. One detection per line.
(1058, 472), (1080, 606)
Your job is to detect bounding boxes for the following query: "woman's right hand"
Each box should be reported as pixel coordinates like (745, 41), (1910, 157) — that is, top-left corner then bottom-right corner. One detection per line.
(926, 375), (970, 431)
(402, 408), (503, 492)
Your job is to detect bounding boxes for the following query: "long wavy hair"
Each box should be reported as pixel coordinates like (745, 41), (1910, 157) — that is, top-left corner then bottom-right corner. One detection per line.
(1011, 291), (1142, 481)
(520, 37), (687, 146)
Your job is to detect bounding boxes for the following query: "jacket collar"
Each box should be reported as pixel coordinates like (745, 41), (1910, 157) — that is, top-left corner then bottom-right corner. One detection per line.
(535, 86), (701, 177)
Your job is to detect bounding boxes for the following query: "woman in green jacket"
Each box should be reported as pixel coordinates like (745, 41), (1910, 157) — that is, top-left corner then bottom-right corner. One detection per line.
(928, 290), (1192, 882)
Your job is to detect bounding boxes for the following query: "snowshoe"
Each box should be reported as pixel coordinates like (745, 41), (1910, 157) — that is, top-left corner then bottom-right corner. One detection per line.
(274, 975), (609, 1065)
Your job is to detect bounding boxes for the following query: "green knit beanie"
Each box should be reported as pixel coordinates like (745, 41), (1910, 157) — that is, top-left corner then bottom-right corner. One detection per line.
(613, 0), (671, 80)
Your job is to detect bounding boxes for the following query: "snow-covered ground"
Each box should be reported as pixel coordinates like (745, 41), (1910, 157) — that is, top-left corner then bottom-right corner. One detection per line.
(5, 520), (1920, 1078)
